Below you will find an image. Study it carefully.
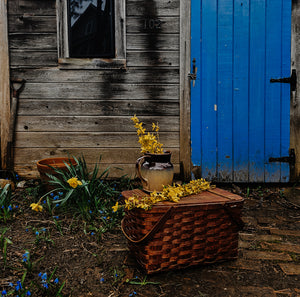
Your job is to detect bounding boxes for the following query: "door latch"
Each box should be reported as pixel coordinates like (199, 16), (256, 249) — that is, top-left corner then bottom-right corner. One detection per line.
(270, 69), (297, 91)
(188, 58), (197, 87)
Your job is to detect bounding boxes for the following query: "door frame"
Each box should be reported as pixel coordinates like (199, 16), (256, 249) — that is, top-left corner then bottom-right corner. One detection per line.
(180, 0), (298, 182)
(179, 0), (192, 181)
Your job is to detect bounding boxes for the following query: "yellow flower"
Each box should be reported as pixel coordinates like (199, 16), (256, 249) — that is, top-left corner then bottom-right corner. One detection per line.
(67, 177), (82, 188)
(131, 115), (139, 124)
(112, 202), (119, 212)
(30, 203), (43, 212)
(124, 179), (214, 210)
(132, 115), (164, 154)
(152, 122), (160, 132)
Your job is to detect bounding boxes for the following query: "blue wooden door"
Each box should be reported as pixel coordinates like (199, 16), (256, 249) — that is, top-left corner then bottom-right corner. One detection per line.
(191, 0), (292, 182)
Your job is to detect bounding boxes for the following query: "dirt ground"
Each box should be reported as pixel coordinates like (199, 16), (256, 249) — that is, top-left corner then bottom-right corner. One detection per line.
(1, 182), (300, 297)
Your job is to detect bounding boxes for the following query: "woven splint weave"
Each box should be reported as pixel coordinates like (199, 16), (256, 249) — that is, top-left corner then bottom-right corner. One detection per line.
(121, 188), (244, 274)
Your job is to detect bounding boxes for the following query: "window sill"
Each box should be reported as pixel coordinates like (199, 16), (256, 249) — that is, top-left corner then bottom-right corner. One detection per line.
(58, 58), (127, 70)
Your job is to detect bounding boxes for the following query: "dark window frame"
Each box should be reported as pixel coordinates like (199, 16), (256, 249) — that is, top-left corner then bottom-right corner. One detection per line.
(56, 0), (126, 69)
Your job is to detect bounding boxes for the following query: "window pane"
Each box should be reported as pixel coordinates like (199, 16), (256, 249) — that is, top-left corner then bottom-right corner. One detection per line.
(68, 0), (115, 58)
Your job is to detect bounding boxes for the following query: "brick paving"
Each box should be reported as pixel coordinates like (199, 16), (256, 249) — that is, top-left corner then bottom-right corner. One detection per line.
(230, 187), (300, 297)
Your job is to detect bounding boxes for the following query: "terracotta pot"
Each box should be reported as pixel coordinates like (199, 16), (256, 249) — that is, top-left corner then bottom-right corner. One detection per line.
(37, 157), (77, 191)
(136, 152), (174, 192)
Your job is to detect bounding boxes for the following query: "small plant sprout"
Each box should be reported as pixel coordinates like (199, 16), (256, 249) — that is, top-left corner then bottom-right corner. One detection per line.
(126, 276), (160, 286)
(0, 228), (12, 268)
(32, 227), (54, 247)
(38, 267), (65, 296)
(0, 184), (14, 223)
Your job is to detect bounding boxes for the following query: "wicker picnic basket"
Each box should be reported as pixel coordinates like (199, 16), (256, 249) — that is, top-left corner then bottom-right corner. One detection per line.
(121, 188), (244, 274)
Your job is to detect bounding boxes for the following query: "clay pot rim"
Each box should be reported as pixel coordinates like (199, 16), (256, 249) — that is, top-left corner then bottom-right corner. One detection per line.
(37, 157), (77, 170)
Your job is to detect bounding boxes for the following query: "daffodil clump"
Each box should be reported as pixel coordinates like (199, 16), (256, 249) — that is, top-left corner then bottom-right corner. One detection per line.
(113, 179), (214, 211)
(30, 176), (83, 213)
(131, 115), (164, 154)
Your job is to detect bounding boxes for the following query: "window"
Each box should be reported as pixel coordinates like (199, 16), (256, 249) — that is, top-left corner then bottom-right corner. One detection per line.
(57, 0), (126, 68)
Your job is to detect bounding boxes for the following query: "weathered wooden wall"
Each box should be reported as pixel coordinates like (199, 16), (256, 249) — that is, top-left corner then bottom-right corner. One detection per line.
(7, 0), (181, 178)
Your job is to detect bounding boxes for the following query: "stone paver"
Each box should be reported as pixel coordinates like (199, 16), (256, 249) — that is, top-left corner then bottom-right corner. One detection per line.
(269, 228), (300, 237)
(242, 216), (258, 227)
(240, 233), (282, 242)
(257, 216), (278, 225)
(273, 288), (294, 296)
(243, 250), (293, 261)
(225, 258), (261, 271)
(236, 286), (276, 297)
(279, 263), (300, 275)
(261, 242), (300, 254)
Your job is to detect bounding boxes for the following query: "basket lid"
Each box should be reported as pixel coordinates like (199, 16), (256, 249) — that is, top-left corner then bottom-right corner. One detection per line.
(121, 188), (244, 208)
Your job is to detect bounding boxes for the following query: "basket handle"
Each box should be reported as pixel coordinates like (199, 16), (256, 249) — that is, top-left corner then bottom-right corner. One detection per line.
(121, 206), (174, 244)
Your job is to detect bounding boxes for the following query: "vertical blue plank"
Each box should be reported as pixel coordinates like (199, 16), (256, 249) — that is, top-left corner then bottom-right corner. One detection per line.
(201, 0), (218, 180)
(281, 0), (291, 182)
(191, 0), (202, 166)
(233, 0), (250, 182)
(249, 0), (266, 182)
(217, 0), (233, 181)
(264, 0), (282, 182)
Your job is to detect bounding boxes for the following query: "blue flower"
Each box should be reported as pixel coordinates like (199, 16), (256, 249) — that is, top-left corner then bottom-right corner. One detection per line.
(22, 251), (29, 262)
(43, 283), (49, 289)
(25, 228), (28, 232)
(55, 203), (59, 207)
(15, 205), (19, 209)
(9, 282), (14, 287)
(54, 195), (59, 200)
(8, 205), (12, 211)
(91, 232), (95, 235)
(89, 210), (92, 214)
(1, 290), (7, 296)
(54, 278), (59, 284)
(100, 277), (105, 283)
(50, 193), (54, 197)
(26, 291), (31, 296)
(43, 200), (46, 204)
(16, 280), (22, 290)
(42, 228), (46, 232)
(58, 192), (63, 196)
(53, 216), (59, 219)
(38, 272), (42, 277)
(99, 210), (104, 214)
(41, 273), (47, 280)
(35, 231), (39, 236)
(115, 273), (118, 277)
(1, 206), (4, 209)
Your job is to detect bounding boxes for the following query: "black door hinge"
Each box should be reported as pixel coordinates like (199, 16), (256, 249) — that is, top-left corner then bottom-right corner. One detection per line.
(269, 148), (295, 165)
(270, 69), (297, 91)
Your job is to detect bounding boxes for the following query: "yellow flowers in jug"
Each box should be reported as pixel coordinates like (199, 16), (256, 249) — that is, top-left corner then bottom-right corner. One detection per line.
(131, 115), (164, 154)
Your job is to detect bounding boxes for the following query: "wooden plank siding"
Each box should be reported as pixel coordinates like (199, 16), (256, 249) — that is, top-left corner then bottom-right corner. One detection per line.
(0, 0), (11, 170)
(7, 0), (181, 179)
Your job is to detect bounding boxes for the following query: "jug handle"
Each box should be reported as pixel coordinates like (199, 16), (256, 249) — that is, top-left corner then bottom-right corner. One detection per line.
(136, 155), (150, 186)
